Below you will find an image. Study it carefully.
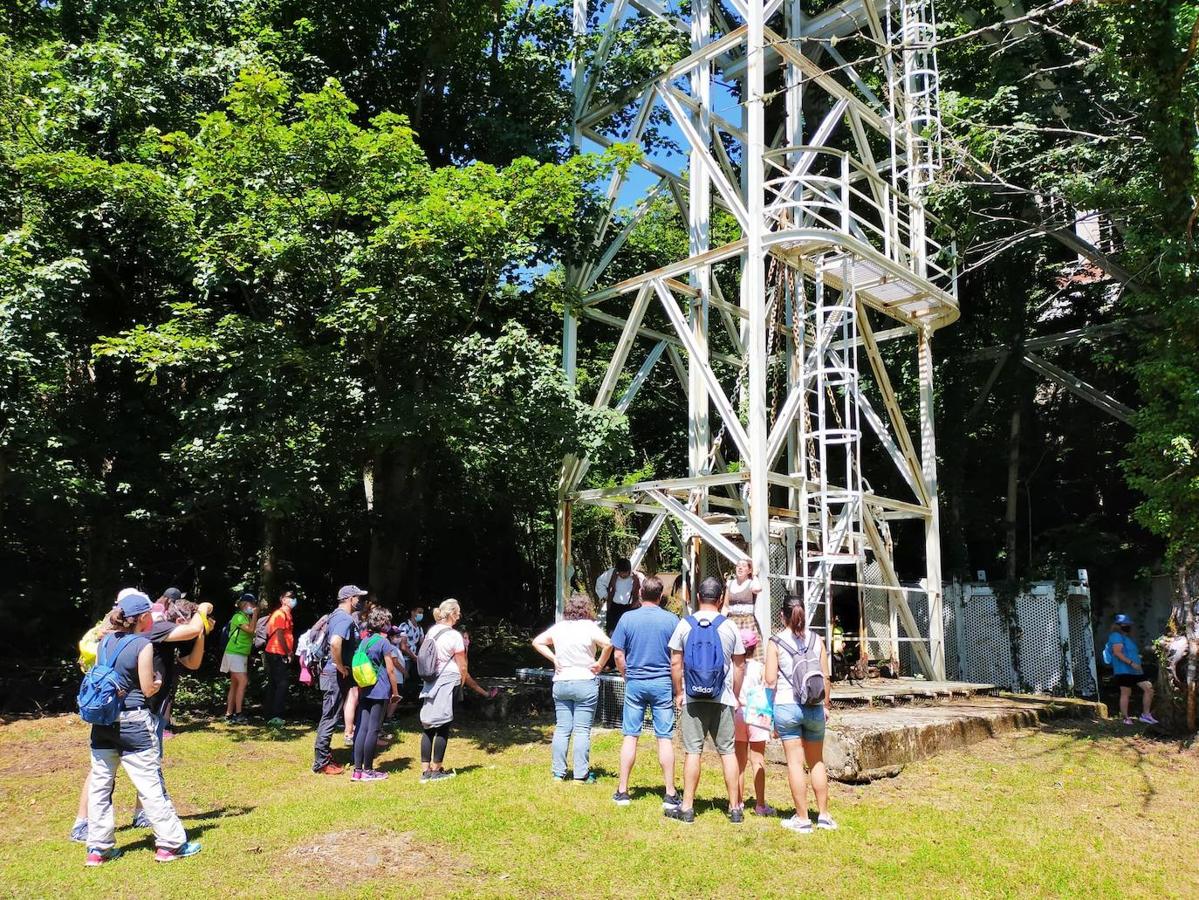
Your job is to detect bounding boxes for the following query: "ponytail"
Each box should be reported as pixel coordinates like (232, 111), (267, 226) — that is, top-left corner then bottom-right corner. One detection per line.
(781, 593), (806, 634)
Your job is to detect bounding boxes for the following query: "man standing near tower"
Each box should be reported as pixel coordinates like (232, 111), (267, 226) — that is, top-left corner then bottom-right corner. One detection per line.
(595, 557), (641, 636)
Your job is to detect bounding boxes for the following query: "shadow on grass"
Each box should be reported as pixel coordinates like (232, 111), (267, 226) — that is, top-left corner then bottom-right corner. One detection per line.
(213, 722), (313, 743)
(375, 756), (414, 774)
(1016, 718), (1192, 811)
(458, 722), (548, 754)
(116, 804), (255, 851)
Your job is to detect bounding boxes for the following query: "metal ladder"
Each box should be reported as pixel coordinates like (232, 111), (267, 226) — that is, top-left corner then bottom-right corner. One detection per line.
(799, 255), (864, 634)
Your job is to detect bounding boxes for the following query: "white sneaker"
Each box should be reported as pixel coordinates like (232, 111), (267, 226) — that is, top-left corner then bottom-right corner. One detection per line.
(781, 815), (813, 834)
(816, 814), (838, 830)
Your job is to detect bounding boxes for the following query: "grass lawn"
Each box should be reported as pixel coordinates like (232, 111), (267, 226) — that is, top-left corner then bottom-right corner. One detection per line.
(1, 711), (1196, 898)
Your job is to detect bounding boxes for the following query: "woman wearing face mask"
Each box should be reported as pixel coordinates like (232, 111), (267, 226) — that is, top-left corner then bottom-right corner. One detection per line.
(263, 589), (298, 727)
(419, 599), (496, 782)
(221, 593), (259, 723)
(83, 591), (200, 865)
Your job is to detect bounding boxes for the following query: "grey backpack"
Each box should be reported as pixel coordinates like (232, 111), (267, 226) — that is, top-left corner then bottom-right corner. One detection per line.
(772, 630), (826, 706)
(417, 625), (448, 680)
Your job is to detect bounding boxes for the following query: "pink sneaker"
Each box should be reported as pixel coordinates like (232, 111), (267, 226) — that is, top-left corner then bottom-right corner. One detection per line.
(155, 841), (201, 862)
(85, 848), (122, 867)
(351, 769), (364, 782)
(1122, 717), (1135, 725)
(1139, 713), (1160, 725)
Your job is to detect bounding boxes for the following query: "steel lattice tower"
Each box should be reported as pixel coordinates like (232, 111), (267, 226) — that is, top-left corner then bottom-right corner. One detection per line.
(558, 0), (958, 678)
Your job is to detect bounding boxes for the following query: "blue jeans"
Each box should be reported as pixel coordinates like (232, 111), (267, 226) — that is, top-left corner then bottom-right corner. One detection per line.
(552, 679), (599, 779)
(773, 702), (827, 742)
(622, 676), (675, 738)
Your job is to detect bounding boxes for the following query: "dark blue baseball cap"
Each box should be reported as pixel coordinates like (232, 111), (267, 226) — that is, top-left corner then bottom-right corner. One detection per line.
(1114, 613), (1132, 625)
(117, 591), (152, 618)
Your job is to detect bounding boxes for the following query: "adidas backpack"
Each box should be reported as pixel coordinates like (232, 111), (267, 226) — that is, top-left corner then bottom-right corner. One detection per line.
(77, 634), (138, 725)
(772, 630), (827, 706)
(682, 614), (728, 700)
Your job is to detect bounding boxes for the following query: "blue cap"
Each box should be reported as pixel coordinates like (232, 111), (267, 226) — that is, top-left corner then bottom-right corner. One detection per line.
(338, 585), (368, 601)
(239, 593), (257, 605)
(117, 591), (152, 618)
(1114, 613), (1132, 625)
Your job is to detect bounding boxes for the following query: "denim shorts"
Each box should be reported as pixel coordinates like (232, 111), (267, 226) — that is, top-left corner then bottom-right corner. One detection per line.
(622, 677), (675, 738)
(773, 702), (826, 743)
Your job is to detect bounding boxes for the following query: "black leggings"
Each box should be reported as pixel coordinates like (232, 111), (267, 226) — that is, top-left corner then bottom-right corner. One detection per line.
(421, 724), (450, 766)
(353, 698), (386, 771)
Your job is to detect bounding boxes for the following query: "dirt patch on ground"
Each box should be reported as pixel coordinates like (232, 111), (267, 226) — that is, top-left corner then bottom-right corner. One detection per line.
(279, 829), (461, 889)
(0, 714), (88, 776)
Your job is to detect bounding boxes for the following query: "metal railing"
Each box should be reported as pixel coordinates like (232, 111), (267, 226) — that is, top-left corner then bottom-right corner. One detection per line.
(763, 145), (958, 301)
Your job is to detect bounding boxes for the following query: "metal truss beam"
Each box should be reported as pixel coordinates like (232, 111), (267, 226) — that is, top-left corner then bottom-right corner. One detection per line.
(1022, 352), (1134, 423)
(654, 279), (753, 458)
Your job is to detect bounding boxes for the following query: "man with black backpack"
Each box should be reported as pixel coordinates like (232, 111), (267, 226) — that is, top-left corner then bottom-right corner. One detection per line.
(311, 585), (367, 775)
(666, 576), (745, 825)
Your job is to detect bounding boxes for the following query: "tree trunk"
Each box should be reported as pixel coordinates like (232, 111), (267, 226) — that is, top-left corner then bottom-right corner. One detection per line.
(1004, 404), (1022, 582)
(83, 517), (116, 619)
(1182, 560), (1197, 732)
(367, 445), (424, 609)
(259, 514), (282, 604)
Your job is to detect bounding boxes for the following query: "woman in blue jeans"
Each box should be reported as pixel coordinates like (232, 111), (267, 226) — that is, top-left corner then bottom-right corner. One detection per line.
(532, 594), (613, 782)
(765, 593), (836, 834)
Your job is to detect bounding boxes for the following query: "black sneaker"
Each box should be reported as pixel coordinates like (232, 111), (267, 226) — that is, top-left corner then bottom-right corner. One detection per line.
(662, 792), (681, 811)
(665, 806), (695, 824)
(728, 806), (745, 824)
(612, 791), (631, 806)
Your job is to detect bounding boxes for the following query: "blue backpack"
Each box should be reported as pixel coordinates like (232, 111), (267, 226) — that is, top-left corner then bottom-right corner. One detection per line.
(682, 614), (728, 700)
(77, 634), (138, 725)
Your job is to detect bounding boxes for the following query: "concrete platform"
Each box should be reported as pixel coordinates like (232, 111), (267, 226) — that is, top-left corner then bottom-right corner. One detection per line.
(830, 678), (997, 707)
(780, 693), (1106, 782)
(502, 670), (1104, 783)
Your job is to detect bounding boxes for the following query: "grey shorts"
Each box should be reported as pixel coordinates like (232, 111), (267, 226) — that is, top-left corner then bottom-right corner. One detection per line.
(680, 701), (736, 755)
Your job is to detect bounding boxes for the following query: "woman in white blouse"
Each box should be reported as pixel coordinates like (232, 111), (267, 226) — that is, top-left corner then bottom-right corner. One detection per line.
(532, 594), (613, 783)
(722, 558), (764, 650)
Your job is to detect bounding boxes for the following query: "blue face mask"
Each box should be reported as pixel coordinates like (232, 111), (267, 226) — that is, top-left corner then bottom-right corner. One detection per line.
(413, 612), (424, 623)
(286, 597), (297, 610)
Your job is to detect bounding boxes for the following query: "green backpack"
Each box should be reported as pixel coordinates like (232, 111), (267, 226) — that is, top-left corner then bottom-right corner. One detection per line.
(351, 635), (383, 688)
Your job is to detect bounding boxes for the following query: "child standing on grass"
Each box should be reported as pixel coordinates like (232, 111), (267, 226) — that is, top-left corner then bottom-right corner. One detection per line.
(221, 593), (258, 722)
(734, 628), (773, 816)
(352, 607), (400, 781)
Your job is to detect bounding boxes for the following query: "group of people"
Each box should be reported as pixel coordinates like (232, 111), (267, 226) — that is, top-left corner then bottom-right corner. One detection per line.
(533, 561), (836, 833)
(72, 581), (501, 866)
(308, 588), (497, 782)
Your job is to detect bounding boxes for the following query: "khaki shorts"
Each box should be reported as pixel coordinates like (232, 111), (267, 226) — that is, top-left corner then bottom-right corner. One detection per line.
(680, 701), (736, 755)
(220, 652), (249, 674)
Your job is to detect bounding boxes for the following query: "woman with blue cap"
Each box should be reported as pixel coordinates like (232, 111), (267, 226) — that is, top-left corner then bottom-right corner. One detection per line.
(84, 591), (200, 865)
(1105, 613), (1158, 725)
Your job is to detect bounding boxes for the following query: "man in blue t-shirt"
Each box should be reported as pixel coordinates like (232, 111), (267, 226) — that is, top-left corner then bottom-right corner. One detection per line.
(1106, 613), (1157, 725)
(609, 575), (681, 809)
(312, 585), (367, 774)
